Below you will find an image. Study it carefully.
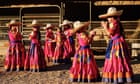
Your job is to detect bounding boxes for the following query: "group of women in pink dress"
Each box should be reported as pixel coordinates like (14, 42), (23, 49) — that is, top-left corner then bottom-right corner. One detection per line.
(44, 20), (75, 64)
(4, 7), (133, 84)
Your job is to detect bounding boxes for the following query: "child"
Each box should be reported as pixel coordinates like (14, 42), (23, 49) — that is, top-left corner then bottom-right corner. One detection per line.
(69, 21), (100, 82)
(44, 23), (55, 63)
(99, 7), (133, 83)
(24, 20), (46, 72)
(53, 27), (65, 64)
(60, 20), (75, 63)
(4, 20), (25, 72)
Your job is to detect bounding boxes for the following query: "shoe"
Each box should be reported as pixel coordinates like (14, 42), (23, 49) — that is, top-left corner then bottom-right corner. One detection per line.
(16, 68), (19, 72)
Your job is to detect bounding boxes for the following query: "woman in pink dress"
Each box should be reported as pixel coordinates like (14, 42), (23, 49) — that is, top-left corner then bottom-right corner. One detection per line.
(4, 20), (25, 72)
(24, 20), (46, 72)
(99, 7), (133, 83)
(60, 20), (75, 63)
(69, 21), (100, 82)
(44, 24), (55, 63)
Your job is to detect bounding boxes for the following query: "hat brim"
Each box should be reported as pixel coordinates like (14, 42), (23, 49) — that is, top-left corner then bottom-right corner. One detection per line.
(44, 26), (54, 30)
(59, 22), (72, 27)
(27, 23), (42, 27)
(73, 21), (90, 33)
(7, 22), (22, 27)
(43, 24), (55, 29)
(99, 10), (123, 19)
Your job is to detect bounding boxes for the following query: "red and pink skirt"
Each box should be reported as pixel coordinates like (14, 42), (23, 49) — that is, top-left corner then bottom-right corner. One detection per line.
(4, 41), (25, 71)
(102, 35), (133, 83)
(69, 45), (100, 82)
(44, 41), (55, 58)
(24, 43), (46, 71)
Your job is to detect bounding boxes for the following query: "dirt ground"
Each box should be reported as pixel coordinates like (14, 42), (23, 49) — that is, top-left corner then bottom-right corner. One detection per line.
(0, 58), (140, 84)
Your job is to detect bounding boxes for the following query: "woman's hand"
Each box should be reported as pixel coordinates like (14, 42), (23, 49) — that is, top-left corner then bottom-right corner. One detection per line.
(101, 21), (108, 29)
(90, 30), (96, 36)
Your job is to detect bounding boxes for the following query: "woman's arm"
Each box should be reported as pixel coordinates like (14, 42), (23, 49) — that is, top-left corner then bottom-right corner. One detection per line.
(29, 31), (34, 40)
(89, 30), (96, 43)
(75, 34), (80, 51)
(101, 21), (110, 35)
(101, 21), (117, 36)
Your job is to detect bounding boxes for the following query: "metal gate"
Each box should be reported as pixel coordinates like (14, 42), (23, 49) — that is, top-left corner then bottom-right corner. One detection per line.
(0, 5), (61, 55)
(20, 5), (61, 45)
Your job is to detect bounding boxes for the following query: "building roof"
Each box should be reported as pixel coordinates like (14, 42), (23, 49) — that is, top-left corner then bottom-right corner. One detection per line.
(0, 0), (140, 6)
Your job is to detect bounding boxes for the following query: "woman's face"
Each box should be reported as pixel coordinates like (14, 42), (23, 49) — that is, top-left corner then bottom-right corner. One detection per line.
(11, 25), (19, 32)
(107, 16), (118, 23)
(32, 26), (40, 31)
(107, 17), (114, 23)
(57, 28), (60, 32)
(32, 27), (38, 31)
(63, 25), (70, 30)
(48, 28), (52, 32)
(78, 27), (86, 33)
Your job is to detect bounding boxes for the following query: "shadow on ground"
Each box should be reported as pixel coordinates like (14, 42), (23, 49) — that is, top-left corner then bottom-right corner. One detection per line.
(133, 74), (140, 83)
(47, 63), (72, 71)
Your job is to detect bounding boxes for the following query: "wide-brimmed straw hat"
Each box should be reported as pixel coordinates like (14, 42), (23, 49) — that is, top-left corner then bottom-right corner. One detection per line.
(59, 20), (72, 27)
(73, 21), (89, 32)
(28, 19), (42, 27)
(43, 23), (54, 30)
(99, 7), (123, 19)
(73, 21), (81, 28)
(7, 20), (21, 27)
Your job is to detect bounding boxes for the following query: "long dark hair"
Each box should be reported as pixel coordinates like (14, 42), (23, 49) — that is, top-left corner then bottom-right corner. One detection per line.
(34, 26), (41, 40)
(37, 31), (41, 40)
(119, 21), (125, 38)
(114, 16), (125, 38)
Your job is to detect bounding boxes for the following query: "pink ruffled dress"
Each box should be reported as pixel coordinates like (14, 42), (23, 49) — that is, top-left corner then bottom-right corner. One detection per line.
(53, 31), (65, 63)
(44, 30), (55, 61)
(4, 31), (25, 71)
(102, 20), (133, 83)
(24, 31), (46, 72)
(69, 32), (100, 82)
(63, 29), (75, 63)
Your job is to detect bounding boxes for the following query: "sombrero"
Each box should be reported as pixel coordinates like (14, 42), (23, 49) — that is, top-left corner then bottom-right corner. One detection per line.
(28, 19), (42, 27)
(99, 7), (123, 19)
(43, 23), (54, 30)
(73, 21), (89, 33)
(7, 20), (21, 27)
(59, 19), (72, 27)
(73, 21), (81, 29)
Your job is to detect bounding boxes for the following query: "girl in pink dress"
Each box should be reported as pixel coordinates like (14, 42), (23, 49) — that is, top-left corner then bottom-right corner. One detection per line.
(4, 20), (25, 72)
(99, 7), (133, 83)
(69, 21), (100, 82)
(24, 20), (46, 72)
(60, 20), (75, 63)
(44, 24), (55, 63)
(53, 27), (65, 64)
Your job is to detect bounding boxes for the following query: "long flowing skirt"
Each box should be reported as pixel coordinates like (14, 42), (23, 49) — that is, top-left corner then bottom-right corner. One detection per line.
(63, 38), (75, 63)
(102, 36), (133, 83)
(4, 42), (25, 71)
(69, 45), (100, 82)
(24, 43), (46, 71)
(53, 44), (63, 64)
(44, 41), (55, 60)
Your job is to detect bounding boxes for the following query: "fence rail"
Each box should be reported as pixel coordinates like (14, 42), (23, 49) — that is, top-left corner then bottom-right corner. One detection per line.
(0, 5), (140, 57)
